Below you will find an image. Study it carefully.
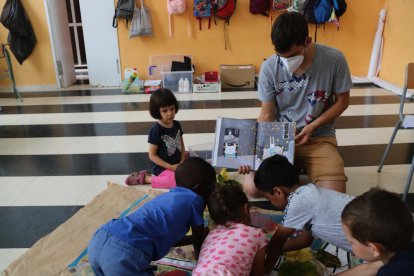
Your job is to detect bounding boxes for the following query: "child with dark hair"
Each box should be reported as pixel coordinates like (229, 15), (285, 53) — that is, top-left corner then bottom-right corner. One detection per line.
(240, 154), (354, 273)
(339, 188), (414, 276)
(193, 184), (268, 276)
(126, 88), (185, 188)
(88, 157), (216, 276)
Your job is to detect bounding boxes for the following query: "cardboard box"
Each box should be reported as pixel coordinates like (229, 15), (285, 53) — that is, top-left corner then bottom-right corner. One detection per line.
(220, 64), (255, 90)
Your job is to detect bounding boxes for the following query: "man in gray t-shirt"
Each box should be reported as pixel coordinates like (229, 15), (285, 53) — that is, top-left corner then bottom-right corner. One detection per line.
(256, 12), (352, 193)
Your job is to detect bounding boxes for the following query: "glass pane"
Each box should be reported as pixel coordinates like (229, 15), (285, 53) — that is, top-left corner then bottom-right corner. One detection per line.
(69, 27), (78, 65)
(78, 27), (87, 65)
(74, 0), (82, 23)
(65, 0), (73, 23)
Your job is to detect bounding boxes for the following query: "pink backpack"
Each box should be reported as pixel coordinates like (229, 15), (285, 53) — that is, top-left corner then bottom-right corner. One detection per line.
(167, 0), (191, 37)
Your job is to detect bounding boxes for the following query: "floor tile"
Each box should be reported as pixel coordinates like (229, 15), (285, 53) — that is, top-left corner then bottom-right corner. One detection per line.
(0, 177), (35, 206)
(12, 176), (92, 206)
(0, 249), (28, 272)
(344, 103), (414, 116)
(346, 165), (413, 196)
(60, 136), (117, 154)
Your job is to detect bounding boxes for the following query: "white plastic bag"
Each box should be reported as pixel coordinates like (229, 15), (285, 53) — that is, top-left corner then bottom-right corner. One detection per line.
(129, 0), (153, 37)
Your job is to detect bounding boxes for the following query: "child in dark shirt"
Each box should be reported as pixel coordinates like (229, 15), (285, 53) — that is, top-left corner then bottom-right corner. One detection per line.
(339, 188), (414, 276)
(126, 88), (185, 188)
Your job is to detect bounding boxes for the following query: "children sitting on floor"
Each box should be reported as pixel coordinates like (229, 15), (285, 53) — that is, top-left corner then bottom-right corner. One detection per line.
(193, 184), (268, 276)
(239, 154), (355, 274)
(88, 157), (216, 276)
(126, 88), (186, 188)
(339, 188), (414, 276)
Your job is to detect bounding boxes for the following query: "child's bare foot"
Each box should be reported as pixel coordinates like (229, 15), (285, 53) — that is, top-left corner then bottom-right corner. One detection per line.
(125, 170), (149, 185)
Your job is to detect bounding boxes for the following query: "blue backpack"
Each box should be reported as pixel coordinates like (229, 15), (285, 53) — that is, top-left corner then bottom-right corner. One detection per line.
(194, 0), (212, 30)
(303, 0), (331, 24)
(332, 0), (347, 18)
(303, 0), (347, 24)
(303, 0), (347, 41)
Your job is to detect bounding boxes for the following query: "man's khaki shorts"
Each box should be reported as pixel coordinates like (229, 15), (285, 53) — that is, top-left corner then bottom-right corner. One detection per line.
(295, 136), (347, 183)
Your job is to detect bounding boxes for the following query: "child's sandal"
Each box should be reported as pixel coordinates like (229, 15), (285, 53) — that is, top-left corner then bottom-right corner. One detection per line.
(125, 170), (148, 186)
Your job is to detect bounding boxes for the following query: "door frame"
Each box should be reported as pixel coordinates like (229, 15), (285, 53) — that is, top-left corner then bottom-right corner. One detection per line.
(44, 0), (121, 88)
(44, 0), (76, 89)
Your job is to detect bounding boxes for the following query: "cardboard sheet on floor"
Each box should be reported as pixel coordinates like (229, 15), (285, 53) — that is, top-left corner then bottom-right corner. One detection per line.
(3, 183), (163, 276)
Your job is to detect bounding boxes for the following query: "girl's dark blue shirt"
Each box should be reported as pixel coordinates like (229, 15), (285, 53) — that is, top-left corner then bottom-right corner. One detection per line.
(148, 120), (183, 175)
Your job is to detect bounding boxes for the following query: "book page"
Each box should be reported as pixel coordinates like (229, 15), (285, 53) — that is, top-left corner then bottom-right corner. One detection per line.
(212, 117), (257, 169)
(254, 122), (296, 170)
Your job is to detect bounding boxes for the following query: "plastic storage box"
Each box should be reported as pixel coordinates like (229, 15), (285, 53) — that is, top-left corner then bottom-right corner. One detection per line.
(161, 68), (193, 93)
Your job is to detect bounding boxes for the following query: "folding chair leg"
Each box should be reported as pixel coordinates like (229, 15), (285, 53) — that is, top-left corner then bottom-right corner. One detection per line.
(402, 155), (414, 202)
(378, 121), (402, 172)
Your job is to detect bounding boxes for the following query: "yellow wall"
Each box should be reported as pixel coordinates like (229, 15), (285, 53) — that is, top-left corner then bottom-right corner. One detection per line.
(0, 0), (400, 89)
(380, 0), (414, 86)
(120, 0), (385, 79)
(0, 0), (56, 87)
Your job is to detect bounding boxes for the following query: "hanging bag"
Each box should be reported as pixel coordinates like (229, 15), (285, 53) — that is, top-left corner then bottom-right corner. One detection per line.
(271, 0), (291, 11)
(112, 0), (135, 28)
(167, 0), (191, 37)
(213, 0), (237, 51)
(194, 0), (212, 30)
(249, 0), (270, 16)
(129, 0), (153, 37)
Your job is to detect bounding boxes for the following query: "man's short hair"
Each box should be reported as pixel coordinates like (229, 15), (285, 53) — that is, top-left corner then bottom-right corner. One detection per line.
(149, 88), (179, 119)
(271, 12), (309, 54)
(254, 155), (299, 193)
(342, 188), (414, 252)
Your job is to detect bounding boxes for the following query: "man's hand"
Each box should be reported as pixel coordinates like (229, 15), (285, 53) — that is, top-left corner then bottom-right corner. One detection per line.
(238, 165), (252, 175)
(294, 124), (315, 146)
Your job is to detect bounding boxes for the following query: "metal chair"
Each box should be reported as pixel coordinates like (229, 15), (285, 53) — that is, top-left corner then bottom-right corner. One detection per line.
(377, 63), (414, 202)
(0, 44), (22, 104)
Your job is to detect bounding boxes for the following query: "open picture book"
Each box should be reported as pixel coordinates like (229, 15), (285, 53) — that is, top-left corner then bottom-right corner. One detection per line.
(212, 117), (296, 170)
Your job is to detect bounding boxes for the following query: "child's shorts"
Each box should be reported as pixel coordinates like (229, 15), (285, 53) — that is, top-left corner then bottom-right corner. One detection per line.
(88, 228), (155, 276)
(295, 136), (347, 183)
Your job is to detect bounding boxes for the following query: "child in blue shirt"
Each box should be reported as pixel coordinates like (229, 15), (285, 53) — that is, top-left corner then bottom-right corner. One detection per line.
(339, 188), (414, 276)
(88, 157), (216, 276)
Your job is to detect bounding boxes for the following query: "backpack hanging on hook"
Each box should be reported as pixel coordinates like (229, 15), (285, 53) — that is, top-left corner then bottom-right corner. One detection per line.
(167, 0), (191, 37)
(302, 0), (347, 42)
(194, 0), (212, 31)
(112, 0), (135, 28)
(213, 0), (237, 51)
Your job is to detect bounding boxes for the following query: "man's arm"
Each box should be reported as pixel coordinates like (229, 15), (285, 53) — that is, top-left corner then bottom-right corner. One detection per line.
(264, 225), (296, 274)
(258, 101), (276, 122)
(295, 91), (350, 146)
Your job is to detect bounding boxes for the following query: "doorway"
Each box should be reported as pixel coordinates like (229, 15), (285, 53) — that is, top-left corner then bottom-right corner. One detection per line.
(44, 0), (121, 88)
(65, 0), (88, 83)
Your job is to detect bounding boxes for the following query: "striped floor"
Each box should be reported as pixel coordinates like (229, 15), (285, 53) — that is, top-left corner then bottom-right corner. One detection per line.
(1, 85), (414, 271)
